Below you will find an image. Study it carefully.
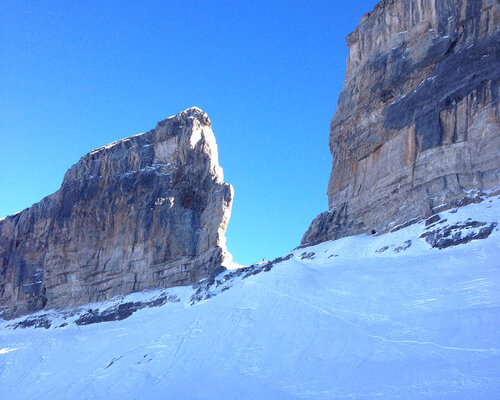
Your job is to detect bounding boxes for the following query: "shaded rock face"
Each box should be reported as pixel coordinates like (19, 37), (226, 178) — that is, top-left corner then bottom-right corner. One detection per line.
(0, 107), (233, 319)
(303, 0), (500, 245)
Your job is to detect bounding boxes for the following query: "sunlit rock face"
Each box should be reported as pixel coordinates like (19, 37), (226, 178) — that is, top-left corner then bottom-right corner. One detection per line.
(0, 107), (233, 319)
(303, 0), (500, 246)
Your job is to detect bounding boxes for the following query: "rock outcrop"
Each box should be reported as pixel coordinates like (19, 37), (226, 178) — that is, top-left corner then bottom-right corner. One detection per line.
(0, 107), (233, 319)
(303, 0), (499, 245)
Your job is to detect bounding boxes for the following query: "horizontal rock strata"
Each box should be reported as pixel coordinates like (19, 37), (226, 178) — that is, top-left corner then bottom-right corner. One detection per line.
(0, 107), (233, 319)
(303, 0), (499, 245)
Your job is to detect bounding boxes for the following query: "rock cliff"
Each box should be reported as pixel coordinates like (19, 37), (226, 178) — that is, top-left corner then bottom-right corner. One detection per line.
(303, 0), (499, 245)
(0, 107), (233, 319)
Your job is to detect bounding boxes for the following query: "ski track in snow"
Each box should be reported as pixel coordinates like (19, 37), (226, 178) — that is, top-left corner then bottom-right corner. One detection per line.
(251, 279), (500, 354)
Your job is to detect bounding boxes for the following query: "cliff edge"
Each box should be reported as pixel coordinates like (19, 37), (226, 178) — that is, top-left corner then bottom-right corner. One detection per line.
(303, 0), (499, 245)
(0, 107), (233, 319)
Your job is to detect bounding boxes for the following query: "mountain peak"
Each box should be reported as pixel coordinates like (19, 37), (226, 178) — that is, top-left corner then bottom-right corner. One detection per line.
(0, 109), (233, 319)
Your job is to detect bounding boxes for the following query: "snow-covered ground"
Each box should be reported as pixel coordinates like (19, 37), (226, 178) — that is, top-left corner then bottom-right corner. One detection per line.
(1, 195), (499, 399)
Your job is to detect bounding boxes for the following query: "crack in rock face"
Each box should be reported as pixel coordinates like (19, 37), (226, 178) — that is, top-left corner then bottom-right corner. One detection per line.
(0, 107), (233, 320)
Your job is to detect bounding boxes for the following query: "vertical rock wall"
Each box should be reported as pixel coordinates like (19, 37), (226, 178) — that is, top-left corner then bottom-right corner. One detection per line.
(303, 0), (499, 245)
(0, 107), (233, 319)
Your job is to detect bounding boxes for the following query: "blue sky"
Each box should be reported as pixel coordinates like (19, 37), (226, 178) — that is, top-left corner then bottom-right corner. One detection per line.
(1, 0), (379, 265)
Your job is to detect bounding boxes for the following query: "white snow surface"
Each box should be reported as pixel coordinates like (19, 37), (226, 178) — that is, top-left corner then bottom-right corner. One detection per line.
(1, 196), (500, 399)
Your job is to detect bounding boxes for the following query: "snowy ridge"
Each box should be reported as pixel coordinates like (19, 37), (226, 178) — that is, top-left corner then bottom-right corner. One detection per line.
(86, 107), (205, 156)
(87, 130), (148, 156)
(1, 195), (499, 399)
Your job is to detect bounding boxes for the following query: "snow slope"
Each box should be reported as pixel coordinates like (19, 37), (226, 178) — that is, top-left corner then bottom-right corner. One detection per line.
(1, 195), (500, 399)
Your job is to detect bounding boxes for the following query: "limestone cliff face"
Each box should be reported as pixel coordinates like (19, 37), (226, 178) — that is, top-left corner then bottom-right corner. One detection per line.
(0, 107), (233, 319)
(303, 0), (499, 245)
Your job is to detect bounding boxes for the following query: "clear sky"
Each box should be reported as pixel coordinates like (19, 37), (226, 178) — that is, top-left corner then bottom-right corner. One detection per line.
(1, 0), (379, 265)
